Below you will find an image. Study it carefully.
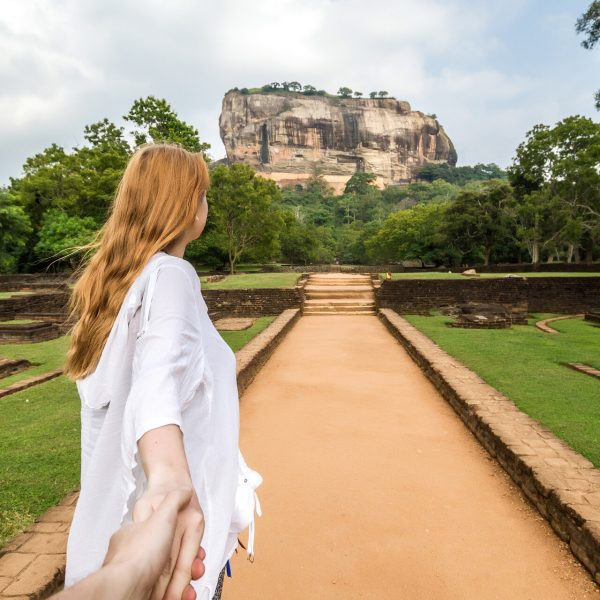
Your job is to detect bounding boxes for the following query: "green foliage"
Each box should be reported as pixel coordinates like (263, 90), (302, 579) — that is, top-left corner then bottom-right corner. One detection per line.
(575, 1), (600, 109)
(508, 115), (600, 263)
(7, 97), (212, 272)
(443, 180), (514, 265)
(576, 0), (600, 49)
(208, 164), (284, 273)
(33, 209), (98, 268)
(381, 179), (460, 207)
(417, 162), (507, 185)
(338, 86), (353, 98)
(365, 202), (449, 264)
(343, 171), (377, 195)
(0, 188), (32, 273)
(124, 96), (210, 155)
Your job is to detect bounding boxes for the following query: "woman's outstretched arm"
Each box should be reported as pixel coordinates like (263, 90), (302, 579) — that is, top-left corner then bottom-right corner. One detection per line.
(136, 424), (205, 600)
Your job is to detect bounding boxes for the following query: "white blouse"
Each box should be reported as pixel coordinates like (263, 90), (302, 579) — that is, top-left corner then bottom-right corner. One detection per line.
(65, 251), (241, 599)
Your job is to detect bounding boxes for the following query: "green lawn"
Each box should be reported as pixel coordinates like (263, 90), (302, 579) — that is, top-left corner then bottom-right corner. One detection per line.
(219, 316), (277, 351)
(0, 336), (71, 388)
(201, 272), (300, 289)
(0, 319), (40, 325)
(0, 291), (34, 299)
(404, 313), (600, 467)
(380, 272), (600, 280)
(0, 315), (278, 547)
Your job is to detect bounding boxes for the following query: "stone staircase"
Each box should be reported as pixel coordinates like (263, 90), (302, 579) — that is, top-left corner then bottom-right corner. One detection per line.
(302, 273), (376, 315)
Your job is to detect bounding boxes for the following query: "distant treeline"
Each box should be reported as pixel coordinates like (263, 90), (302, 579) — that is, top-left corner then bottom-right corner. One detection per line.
(1, 96), (598, 273)
(227, 82), (394, 99)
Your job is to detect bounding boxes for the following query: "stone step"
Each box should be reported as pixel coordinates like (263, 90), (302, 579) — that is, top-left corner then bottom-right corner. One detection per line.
(303, 309), (377, 316)
(305, 291), (376, 300)
(306, 277), (372, 283)
(304, 285), (374, 292)
(304, 299), (376, 307)
(303, 303), (376, 311)
(306, 283), (372, 288)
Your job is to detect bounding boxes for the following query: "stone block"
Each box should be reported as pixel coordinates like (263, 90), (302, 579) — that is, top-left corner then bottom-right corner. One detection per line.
(0, 553), (35, 578)
(18, 533), (67, 554)
(1, 554), (64, 597)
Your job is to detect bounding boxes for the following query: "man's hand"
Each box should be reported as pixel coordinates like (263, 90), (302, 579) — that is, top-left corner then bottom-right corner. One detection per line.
(133, 480), (205, 600)
(52, 488), (205, 600)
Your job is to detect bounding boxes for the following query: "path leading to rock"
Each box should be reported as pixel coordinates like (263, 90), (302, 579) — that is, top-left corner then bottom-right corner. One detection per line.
(226, 314), (597, 599)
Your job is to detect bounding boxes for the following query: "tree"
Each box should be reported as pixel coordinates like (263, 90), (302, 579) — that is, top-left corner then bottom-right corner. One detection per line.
(124, 96), (210, 155)
(288, 81), (302, 92)
(338, 87), (353, 98)
(508, 115), (600, 263)
(34, 208), (99, 269)
(369, 91), (378, 99)
(0, 188), (32, 273)
(353, 91), (363, 98)
(576, 1), (600, 109)
(279, 210), (334, 264)
(443, 180), (514, 265)
(208, 164), (284, 273)
(377, 91), (389, 98)
(417, 162), (507, 185)
(344, 172), (377, 195)
(365, 202), (448, 264)
(302, 85), (317, 95)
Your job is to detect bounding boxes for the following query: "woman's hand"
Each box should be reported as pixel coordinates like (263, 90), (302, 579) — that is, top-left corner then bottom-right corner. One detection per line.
(133, 477), (205, 600)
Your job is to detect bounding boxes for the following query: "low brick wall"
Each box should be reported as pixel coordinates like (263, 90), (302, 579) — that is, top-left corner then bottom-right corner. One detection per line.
(376, 277), (600, 315)
(378, 308), (600, 585)
(200, 289), (302, 319)
(0, 289), (302, 322)
(0, 308), (301, 599)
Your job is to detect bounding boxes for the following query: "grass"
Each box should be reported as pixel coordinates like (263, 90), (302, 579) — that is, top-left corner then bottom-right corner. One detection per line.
(403, 312), (600, 467)
(0, 336), (71, 388)
(0, 314), (278, 547)
(218, 316), (277, 352)
(0, 375), (81, 547)
(380, 272), (600, 280)
(0, 319), (40, 325)
(0, 291), (33, 299)
(201, 272), (300, 289)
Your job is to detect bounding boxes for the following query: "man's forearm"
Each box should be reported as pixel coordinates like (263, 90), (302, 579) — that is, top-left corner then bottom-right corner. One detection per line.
(52, 563), (147, 600)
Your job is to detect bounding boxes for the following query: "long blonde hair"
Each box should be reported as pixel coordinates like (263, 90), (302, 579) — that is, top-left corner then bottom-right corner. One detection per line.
(63, 143), (210, 381)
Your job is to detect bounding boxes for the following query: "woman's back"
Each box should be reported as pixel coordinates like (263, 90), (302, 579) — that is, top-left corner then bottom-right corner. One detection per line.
(65, 252), (240, 599)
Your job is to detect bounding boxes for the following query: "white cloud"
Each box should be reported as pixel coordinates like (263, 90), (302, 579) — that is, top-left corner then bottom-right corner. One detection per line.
(0, 0), (597, 182)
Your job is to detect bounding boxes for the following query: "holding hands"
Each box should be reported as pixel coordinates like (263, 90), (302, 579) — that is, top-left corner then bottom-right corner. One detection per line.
(53, 486), (206, 600)
(133, 479), (206, 600)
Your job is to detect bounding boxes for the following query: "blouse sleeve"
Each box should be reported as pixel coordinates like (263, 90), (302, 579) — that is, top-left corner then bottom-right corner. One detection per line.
(128, 263), (205, 443)
(120, 263), (205, 523)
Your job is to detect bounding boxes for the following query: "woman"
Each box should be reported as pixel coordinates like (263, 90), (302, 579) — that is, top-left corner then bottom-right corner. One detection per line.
(63, 143), (258, 600)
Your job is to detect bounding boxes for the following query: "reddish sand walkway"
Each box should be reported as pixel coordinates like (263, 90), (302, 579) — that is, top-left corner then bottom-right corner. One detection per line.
(225, 315), (598, 599)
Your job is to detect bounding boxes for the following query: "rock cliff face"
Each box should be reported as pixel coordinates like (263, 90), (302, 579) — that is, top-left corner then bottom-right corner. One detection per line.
(219, 90), (457, 192)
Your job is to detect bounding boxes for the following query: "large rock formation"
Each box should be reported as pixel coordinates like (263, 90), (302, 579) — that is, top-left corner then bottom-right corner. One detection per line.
(219, 90), (457, 193)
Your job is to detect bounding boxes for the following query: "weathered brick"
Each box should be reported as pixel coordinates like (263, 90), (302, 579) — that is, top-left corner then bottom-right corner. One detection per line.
(1, 554), (64, 597)
(0, 534), (32, 556)
(27, 522), (63, 534)
(18, 533), (67, 555)
(0, 553), (35, 578)
(0, 576), (12, 593)
(36, 506), (74, 524)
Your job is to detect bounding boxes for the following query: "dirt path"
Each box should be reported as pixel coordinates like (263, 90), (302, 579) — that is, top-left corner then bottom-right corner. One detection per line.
(225, 315), (598, 599)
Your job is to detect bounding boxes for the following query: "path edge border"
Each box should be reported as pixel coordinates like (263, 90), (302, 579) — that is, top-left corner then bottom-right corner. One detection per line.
(0, 308), (302, 599)
(378, 308), (600, 586)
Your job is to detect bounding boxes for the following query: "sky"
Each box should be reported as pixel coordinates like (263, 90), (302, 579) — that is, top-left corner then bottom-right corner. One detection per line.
(1, 0), (598, 185)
